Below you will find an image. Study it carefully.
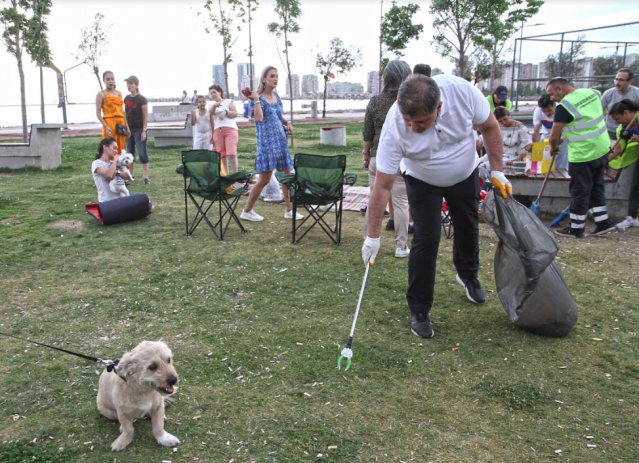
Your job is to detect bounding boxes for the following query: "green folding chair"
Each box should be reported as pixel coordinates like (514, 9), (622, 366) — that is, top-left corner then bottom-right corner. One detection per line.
(279, 153), (357, 244)
(177, 149), (251, 240)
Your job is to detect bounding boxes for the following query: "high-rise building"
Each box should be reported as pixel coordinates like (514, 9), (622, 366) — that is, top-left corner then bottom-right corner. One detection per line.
(367, 71), (380, 94)
(237, 63), (256, 94)
(212, 65), (227, 95)
(302, 74), (319, 94)
(327, 81), (364, 94)
(285, 74), (300, 97)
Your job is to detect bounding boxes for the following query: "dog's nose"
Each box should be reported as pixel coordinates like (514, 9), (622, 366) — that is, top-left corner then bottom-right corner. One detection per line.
(167, 375), (178, 386)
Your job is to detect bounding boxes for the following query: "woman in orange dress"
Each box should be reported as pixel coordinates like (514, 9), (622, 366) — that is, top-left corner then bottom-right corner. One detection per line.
(96, 71), (129, 153)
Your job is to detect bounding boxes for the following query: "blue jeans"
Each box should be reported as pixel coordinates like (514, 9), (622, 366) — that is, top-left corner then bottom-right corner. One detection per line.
(126, 129), (149, 164)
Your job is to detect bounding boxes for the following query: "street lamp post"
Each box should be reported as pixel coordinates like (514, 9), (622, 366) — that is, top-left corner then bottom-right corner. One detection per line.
(514, 22), (545, 111)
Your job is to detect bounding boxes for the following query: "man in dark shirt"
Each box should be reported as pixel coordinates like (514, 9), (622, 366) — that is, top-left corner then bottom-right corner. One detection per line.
(124, 75), (150, 183)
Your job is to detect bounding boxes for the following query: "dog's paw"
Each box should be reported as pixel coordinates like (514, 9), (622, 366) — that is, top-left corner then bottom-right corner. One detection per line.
(111, 437), (132, 452)
(157, 432), (180, 447)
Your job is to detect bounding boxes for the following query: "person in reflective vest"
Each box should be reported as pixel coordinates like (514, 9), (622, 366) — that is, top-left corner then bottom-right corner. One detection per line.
(546, 77), (616, 238)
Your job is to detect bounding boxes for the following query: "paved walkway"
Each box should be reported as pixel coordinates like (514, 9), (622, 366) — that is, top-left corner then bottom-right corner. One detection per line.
(0, 112), (366, 140)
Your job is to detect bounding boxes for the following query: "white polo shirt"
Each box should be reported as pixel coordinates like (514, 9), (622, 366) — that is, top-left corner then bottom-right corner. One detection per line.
(376, 74), (490, 187)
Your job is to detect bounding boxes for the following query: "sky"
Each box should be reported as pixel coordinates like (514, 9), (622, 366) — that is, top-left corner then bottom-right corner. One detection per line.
(1, 0), (639, 110)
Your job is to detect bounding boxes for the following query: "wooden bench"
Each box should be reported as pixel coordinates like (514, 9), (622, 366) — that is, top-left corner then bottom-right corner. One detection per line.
(0, 124), (64, 170)
(508, 164), (634, 219)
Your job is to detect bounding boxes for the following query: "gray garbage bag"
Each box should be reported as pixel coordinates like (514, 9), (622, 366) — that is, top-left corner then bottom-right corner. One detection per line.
(481, 190), (577, 337)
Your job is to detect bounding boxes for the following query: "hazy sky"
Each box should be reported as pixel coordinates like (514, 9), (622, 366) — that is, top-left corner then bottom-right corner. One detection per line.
(1, 0), (638, 108)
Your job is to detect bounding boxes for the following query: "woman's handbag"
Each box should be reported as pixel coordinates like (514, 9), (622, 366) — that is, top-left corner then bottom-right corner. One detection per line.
(115, 124), (128, 136)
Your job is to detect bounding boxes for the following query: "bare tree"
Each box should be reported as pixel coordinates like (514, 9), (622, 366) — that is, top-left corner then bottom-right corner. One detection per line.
(76, 13), (110, 92)
(267, 0), (301, 148)
(316, 37), (361, 118)
(204, 0), (241, 98)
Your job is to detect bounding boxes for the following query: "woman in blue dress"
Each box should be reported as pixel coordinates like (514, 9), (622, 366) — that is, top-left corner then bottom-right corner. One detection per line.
(241, 66), (303, 221)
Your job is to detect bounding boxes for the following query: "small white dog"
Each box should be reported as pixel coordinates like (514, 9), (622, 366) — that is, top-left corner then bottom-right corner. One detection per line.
(96, 341), (180, 451)
(109, 151), (135, 197)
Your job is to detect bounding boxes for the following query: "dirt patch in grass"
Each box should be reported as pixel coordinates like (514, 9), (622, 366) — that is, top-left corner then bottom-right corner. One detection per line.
(49, 220), (83, 232)
(0, 172), (16, 177)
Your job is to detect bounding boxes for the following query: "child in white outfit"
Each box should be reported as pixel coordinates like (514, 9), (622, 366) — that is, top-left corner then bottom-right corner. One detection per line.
(191, 95), (214, 150)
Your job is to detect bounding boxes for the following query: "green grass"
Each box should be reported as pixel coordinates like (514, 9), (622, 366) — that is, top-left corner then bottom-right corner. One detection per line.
(1, 123), (639, 462)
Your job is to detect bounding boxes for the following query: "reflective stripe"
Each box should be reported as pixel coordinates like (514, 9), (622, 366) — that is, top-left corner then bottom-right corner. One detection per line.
(570, 213), (587, 220)
(571, 222), (586, 229)
(563, 114), (605, 133)
(565, 125), (608, 143)
(589, 205), (607, 213)
(594, 214), (609, 222)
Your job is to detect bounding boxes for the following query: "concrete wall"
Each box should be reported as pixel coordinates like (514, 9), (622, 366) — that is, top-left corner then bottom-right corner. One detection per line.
(0, 124), (63, 170)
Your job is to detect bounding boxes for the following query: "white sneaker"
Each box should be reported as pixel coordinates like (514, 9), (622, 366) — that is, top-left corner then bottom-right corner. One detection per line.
(284, 210), (304, 220)
(240, 210), (264, 221)
(395, 246), (410, 258)
(616, 216), (639, 230)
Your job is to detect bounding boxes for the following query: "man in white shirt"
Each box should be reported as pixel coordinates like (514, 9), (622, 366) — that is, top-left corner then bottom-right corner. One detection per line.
(362, 74), (511, 339)
(600, 68), (639, 139)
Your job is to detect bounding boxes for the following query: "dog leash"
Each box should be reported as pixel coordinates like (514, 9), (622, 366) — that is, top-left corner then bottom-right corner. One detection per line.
(0, 331), (120, 373)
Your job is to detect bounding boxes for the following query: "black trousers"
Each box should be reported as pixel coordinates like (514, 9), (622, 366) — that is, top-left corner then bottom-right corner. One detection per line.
(627, 163), (639, 218)
(404, 169), (480, 315)
(568, 155), (610, 230)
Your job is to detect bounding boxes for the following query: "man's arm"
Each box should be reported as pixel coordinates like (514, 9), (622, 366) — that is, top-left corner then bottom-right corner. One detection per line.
(548, 122), (564, 155)
(477, 113), (503, 171)
(533, 124), (541, 143)
(367, 172), (394, 239)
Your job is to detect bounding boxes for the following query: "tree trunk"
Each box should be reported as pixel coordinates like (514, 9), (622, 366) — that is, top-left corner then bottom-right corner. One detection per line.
(322, 76), (328, 118)
(489, 44), (497, 91)
(40, 66), (46, 123)
(284, 28), (294, 148)
(17, 50), (28, 143)
(378, 0), (383, 93)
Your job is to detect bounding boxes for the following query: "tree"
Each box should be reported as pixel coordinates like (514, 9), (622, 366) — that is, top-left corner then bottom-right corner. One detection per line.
(268, 0), (301, 148)
(76, 13), (110, 92)
(473, 0), (543, 90)
(542, 35), (586, 80)
(592, 54), (625, 89)
(236, 0), (259, 91)
(0, 0), (43, 142)
(204, 0), (241, 98)
(430, 0), (491, 81)
(379, 1), (422, 91)
(315, 37), (361, 118)
(23, 0), (53, 123)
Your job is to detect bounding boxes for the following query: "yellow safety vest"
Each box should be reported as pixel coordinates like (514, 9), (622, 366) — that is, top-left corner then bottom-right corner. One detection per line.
(609, 123), (639, 170)
(559, 89), (610, 163)
(486, 95), (512, 112)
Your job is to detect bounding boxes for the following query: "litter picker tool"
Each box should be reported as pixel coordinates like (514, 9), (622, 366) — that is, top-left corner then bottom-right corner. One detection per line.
(530, 149), (558, 217)
(338, 261), (372, 370)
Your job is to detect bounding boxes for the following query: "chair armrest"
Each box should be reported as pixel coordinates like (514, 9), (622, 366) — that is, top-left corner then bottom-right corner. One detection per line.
(343, 173), (357, 185)
(176, 164), (185, 174)
(275, 171), (295, 188)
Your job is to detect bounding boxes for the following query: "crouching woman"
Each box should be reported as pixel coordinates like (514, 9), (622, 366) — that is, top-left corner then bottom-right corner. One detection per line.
(91, 138), (154, 213)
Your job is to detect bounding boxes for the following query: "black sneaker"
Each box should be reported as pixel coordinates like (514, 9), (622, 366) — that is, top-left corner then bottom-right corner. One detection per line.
(554, 226), (584, 239)
(408, 223), (414, 234)
(591, 221), (616, 236)
(410, 313), (434, 338)
(385, 219), (395, 231)
(456, 274), (486, 304)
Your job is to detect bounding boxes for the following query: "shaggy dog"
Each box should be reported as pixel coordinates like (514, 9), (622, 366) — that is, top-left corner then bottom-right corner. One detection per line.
(96, 341), (180, 451)
(109, 151), (134, 197)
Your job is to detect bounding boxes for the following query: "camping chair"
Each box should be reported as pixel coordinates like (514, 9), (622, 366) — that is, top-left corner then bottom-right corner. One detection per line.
(278, 153), (357, 244)
(441, 198), (453, 239)
(177, 149), (251, 240)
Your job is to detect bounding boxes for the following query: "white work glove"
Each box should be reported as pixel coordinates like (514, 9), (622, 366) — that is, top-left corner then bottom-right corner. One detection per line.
(490, 170), (512, 199)
(362, 237), (380, 266)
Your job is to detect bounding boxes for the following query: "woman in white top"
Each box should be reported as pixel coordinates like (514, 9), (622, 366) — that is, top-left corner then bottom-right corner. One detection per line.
(209, 84), (240, 173)
(191, 95), (214, 150)
(493, 106), (532, 163)
(91, 138), (134, 202)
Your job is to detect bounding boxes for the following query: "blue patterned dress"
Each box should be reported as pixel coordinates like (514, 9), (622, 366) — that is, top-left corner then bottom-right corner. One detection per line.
(250, 93), (294, 172)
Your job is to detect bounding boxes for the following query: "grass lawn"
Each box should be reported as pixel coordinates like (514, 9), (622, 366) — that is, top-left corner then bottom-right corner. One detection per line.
(1, 123), (638, 463)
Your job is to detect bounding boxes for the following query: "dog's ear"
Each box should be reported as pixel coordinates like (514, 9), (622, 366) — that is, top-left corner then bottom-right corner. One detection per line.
(115, 352), (138, 380)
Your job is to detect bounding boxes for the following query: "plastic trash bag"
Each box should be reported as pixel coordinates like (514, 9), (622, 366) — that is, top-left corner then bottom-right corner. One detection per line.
(260, 170), (284, 202)
(481, 190), (577, 337)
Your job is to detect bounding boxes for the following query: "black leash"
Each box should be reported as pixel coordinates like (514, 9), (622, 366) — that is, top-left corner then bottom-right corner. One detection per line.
(0, 331), (120, 373)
